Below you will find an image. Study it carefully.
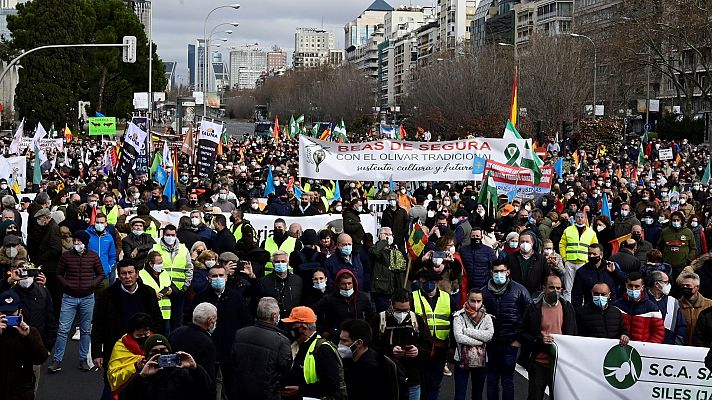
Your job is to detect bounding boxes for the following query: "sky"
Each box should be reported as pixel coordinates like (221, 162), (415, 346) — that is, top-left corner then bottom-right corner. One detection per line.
(152, 0), (377, 84)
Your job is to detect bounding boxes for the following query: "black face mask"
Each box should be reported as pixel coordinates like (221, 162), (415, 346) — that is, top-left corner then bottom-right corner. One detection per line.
(631, 233), (642, 242)
(680, 287), (694, 299)
(588, 256), (601, 264)
(288, 327), (302, 341)
(545, 291), (560, 304)
(472, 238), (482, 246)
(135, 336), (149, 348)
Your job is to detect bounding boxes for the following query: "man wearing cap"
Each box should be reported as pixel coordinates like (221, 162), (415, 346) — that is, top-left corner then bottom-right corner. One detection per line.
(28, 207), (62, 310)
(119, 334), (212, 400)
(49, 230), (105, 373)
(0, 234), (26, 273)
(230, 297), (292, 400)
(0, 290), (50, 400)
(559, 211), (598, 302)
(412, 269), (456, 400)
(121, 218), (156, 269)
(281, 306), (347, 400)
(382, 193), (410, 250)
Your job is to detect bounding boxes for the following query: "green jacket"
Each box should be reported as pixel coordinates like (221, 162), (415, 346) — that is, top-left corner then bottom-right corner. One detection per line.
(657, 226), (696, 270)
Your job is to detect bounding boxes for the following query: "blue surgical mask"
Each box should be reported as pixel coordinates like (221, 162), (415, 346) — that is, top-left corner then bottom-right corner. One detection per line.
(492, 272), (507, 285)
(132, 229), (143, 236)
(672, 221), (682, 229)
(626, 288), (641, 300)
(422, 280), (437, 293)
(274, 262), (288, 274)
(340, 288), (354, 297)
(94, 223), (106, 232)
(340, 245), (352, 256)
(211, 277), (226, 291)
(314, 282), (327, 290)
(593, 295), (608, 309)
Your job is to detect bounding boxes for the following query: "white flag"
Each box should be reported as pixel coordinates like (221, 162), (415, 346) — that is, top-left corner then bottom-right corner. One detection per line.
(162, 140), (173, 168)
(33, 122), (48, 150)
(9, 118), (24, 155)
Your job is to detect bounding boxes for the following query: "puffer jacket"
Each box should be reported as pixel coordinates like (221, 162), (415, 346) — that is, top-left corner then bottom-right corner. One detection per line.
(56, 248), (105, 298)
(482, 279), (532, 344)
(0, 327), (48, 400)
(692, 306), (712, 347)
(258, 272), (303, 319)
(459, 242), (496, 291)
(86, 227), (117, 277)
(682, 253), (712, 300)
(613, 291), (665, 343)
(230, 321), (292, 400)
(575, 302), (628, 339)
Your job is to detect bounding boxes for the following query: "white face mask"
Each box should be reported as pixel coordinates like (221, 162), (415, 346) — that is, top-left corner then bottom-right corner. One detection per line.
(152, 263), (163, 273)
(18, 277), (33, 289)
(205, 260), (216, 268)
(163, 236), (177, 246)
(393, 311), (409, 324)
(191, 217), (201, 226)
(386, 236), (394, 245)
(660, 282), (671, 296)
(74, 244), (85, 253)
(543, 248), (554, 256)
(432, 257), (443, 266)
(520, 242), (533, 253)
(5, 247), (17, 258)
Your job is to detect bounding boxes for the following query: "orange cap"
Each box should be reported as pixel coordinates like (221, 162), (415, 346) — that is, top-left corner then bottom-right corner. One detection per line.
(282, 306), (317, 323)
(500, 204), (515, 216)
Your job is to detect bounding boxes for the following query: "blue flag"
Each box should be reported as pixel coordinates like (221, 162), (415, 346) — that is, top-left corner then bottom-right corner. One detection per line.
(96, 111), (106, 117)
(601, 192), (611, 220)
(163, 170), (176, 204)
(507, 188), (518, 203)
(332, 180), (341, 201)
(294, 184), (303, 200)
(264, 165), (275, 197)
(554, 158), (563, 178)
(472, 155), (487, 174)
(389, 175), (396, 191)
(154, 164), (168, 186)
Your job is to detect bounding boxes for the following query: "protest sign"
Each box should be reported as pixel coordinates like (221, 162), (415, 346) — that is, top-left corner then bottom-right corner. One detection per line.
(88, 117), (117, 135)
(659, 148), (674, 161)
(483, 159), (553, 198)
(196, 118), (222, 179)
(553, 335), (711, 400)
(19, 138), (63, 152)
(298, 136), (530, 181)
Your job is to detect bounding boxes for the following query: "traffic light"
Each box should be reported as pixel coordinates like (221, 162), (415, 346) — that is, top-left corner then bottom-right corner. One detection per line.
(122, 36), (136, 63)
(562, 120), (574, 139)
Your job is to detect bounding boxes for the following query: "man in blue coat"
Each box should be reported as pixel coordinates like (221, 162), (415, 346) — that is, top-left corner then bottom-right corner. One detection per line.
(459, 227), (496, 291)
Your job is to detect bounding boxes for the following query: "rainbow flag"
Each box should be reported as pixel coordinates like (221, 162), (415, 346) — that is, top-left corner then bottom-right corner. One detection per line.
(407, 222), (429, 260)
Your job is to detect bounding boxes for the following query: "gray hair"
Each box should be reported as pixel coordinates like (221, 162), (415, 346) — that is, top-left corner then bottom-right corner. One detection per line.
(378, 227), (392, 235)
(2, 209), (14, 219)
(35, 192), (50, 206)
(256, 297), (280, 321)
(677, 271), (701, 286)
(1, 195), (15, 208)
(192, 302), (218, 325)
(288, 223), (302, 235)
(271, 250), (288, 262)
(650, 270), (668, 283)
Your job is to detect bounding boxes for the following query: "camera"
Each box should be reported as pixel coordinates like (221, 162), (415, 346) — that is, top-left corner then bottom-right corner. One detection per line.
(432, 251), (447, 259)
(5, 315), (21, 327)
(157, 354), (181, 368)
(21, 268), (41, 278)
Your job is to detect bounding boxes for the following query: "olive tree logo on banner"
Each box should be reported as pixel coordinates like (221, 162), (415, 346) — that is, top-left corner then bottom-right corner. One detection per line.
(603, 345), (643, 389)
(304, 141), (328, 172)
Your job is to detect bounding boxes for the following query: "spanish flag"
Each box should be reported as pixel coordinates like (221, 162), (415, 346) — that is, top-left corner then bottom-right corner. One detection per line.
(273, 115), (280, 144)
(509, 66), (518, 128)
(64, 124), (73, 143)
(572, 150), (580, 170)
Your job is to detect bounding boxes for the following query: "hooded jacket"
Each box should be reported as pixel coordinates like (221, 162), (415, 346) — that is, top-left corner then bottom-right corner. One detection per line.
(613, 291), (665, 343)
(313, 269), (375, 340)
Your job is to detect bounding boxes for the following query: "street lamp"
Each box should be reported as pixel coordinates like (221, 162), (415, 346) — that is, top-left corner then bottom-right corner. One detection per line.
(569, 33), (597, 115)
(497, 42), (520, 82)
(203, 4), (240, 116)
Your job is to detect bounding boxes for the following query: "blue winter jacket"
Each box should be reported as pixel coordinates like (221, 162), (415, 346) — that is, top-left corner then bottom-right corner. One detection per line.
(459, 243), (496, 290)
(482, 279), (532, 343)
(86, 227), (117, 277)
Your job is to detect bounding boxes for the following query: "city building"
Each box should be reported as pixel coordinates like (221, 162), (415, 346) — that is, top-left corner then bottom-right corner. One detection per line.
(266, 47), (288, 73)
(438, 0), (479, 50)
(123, 0), (151, 36)
(163, 61), (176, 91)
(293, 28), (337, 69)
(416, 20), (440, 66)
(514, 0), (573, 46)
(0, 0), (17, 40)
(229, 46), (266, 89)
(344, 0), (392, 65)
(211, 53), (230, 92)
(187, 44), (195, 88)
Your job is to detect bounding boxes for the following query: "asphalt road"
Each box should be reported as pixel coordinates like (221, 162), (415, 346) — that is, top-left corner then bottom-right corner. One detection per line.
(37, 339), (539, 400)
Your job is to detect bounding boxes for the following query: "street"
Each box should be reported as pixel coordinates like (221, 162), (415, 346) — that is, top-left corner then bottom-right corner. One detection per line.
(37, 339), (537, 400)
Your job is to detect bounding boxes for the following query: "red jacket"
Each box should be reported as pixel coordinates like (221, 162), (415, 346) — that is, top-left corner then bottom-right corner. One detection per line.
(613, 292), (665, 343)
(56, 249), (105, 298)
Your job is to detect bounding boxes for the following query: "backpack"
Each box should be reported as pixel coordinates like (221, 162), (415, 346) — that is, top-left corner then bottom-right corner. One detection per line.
(297, 251), (321, 274)
(379, 311), (419, 334)
(381, 353), (409, 400)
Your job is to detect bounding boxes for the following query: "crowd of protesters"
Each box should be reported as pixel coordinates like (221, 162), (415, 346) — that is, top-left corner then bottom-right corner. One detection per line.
(0, 130), (711, 400)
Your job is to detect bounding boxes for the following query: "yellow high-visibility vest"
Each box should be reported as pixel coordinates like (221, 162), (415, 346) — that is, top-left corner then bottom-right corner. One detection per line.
(560, 225), (598, 264)
(138, 269), (172, 319)
(152, 243), (189, 290)
(413, 289), (451, 340)
(101, 205), (120, 225)
(263, 236), (296, 273)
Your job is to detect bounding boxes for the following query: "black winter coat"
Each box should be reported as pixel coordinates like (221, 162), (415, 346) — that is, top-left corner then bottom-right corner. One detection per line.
(507, 253), (551, 295)
(229, 322), (292, 400)
(119, 365), (212, 400)
(11, 283), (57, 350)
(258, 273), (303, 319)
(520, 298), (577, 366)
(342, 209), (365, 249)
(692, 306), (712, 347)
(482, 279), (532, 343)
(575, 302), (628, 339)
(212, 228), (237, 255)
(381, 206), (409, 245)
(0, 327), (48, 400)
(314, 291), (376, 340)
(121, 233), (155, 268)
(91, 281), (163, 361)
(169, 323), (217, 397)
(609, 248), (642, 275)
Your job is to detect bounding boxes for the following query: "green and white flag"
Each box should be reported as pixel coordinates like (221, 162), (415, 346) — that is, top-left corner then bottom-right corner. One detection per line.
(638, 143), (645, 165)
(289, 115), (298, 138)
(310, 123), (320, 138)
(477, 171), (499, 214)
(502, 119), (522, 139)
(703, 159), (711, 185)
(520, 140), (543, 184)
(333, 119), (347, 142)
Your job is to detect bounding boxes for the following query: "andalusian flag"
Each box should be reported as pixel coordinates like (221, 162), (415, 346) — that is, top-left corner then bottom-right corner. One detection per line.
(333, 119), (347, 143)
(476, 170), (499, 214)
(637, 143), (645, 165)
(521, 140), (542, 184)
(509, 66), (518, 128)
(407, 221), (429, 260)
(502, 119), (522, 139)
(703, 160), (711, 185)
(310, 123), (320, 137)
(289, 115), (298, 138)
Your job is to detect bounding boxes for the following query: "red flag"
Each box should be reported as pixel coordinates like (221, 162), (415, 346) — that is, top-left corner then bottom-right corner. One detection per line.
(90, 206), (97, 225)
(273, 116), (280, 144)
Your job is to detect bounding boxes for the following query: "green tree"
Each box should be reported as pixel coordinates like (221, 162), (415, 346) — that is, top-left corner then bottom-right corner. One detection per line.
(6, 0), (166, 129)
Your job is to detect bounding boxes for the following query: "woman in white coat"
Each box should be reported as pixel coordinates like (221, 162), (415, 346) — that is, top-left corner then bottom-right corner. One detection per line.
(453, 288), (494, 400)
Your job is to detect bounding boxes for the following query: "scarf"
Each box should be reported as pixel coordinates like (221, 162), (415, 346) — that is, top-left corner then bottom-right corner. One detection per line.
(487, 278), (511, 296)
(463, 301), (483, 322)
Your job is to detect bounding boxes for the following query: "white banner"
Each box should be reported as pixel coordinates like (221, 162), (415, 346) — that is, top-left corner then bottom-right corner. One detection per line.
(19, 138), (63, 152)
(298, 136), (529, 182)
(659, 148), (674, 161)
(553, 335), (711, 400)
(142, 211), (378, 246)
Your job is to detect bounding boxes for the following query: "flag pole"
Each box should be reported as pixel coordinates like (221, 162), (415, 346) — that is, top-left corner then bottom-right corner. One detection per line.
(403, 258), (412, 289)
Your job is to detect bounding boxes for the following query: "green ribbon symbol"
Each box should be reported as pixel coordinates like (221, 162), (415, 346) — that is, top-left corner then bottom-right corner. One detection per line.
(505, 144), (521, 166)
